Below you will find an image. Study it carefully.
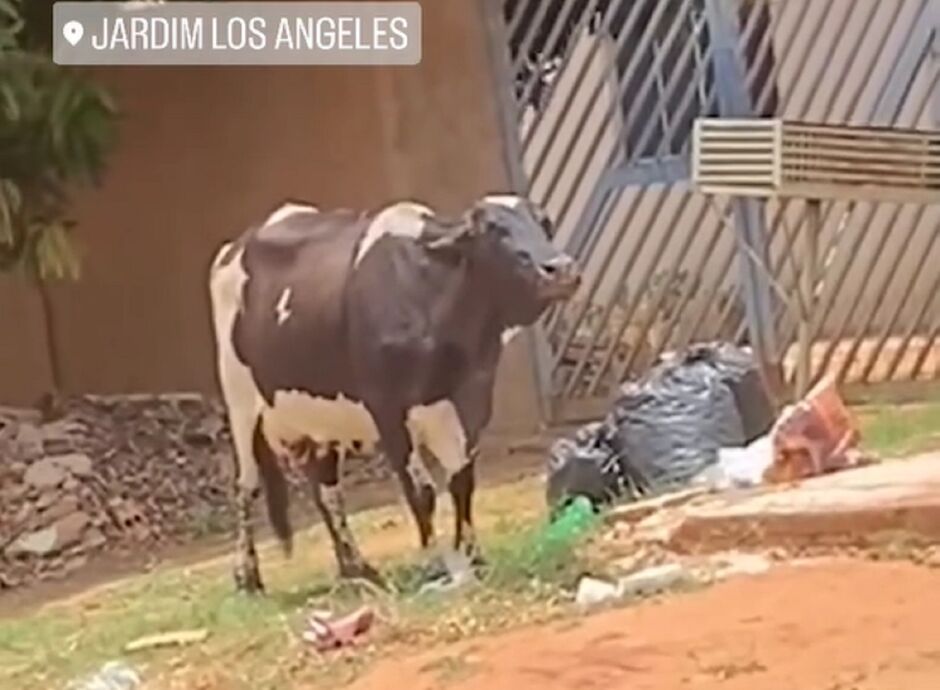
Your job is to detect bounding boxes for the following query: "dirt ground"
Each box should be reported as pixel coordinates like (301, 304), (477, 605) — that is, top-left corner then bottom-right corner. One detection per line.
(351, 558), (940, 690)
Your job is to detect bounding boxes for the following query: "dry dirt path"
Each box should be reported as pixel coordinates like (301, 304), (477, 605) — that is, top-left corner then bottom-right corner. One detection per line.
(350, 558), (940, 690)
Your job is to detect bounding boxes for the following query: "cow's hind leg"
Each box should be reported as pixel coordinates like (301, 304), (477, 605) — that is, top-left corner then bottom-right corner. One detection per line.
(229, 409), (265, 594)
(311, 446), (382, 584)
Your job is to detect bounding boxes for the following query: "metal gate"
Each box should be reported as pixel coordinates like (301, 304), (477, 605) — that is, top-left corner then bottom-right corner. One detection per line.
(490, 0), (940, 422)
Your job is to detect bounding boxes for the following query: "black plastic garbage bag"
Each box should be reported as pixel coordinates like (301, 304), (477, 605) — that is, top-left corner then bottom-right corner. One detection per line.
(607, 347), (748, 491)
(545, 343), (776, 510)
(688, 342), (776, 443)
(545, 422), (649, 514)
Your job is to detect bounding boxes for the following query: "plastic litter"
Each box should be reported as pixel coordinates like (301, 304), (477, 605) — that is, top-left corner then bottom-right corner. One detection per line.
(302, 606), (375, 652)
(607, 347), (748, 492)
(546, 343), (777, 509)
(765, 373), (864, 483)
(617, 562), (690, 597)
(66, 662), (141, 690)
(692, 435), (774, 491)
(542, 495), (598, 538)
(574, 563), (693, 609)
(418, 549), (477, 594)
(124, 628), (209, 653)
(693, 342), (776, 443)
(545, 423), (631, 512)
(574, 576), (621, 608)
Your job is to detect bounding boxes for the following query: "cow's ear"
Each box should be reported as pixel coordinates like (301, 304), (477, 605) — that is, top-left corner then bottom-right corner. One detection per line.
(418, 212), (476, 255)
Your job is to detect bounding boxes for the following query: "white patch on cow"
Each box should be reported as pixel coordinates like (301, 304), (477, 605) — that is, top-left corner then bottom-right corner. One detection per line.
(209, 245), (263, 491)
(262, 391), (381, 459)
(257, 389), (468, 483)
(353, 201), (433, 267)
(275, 287), (292, 325)
(406, 400), (469, 480)
(481, 194), (526, 210)
(320, 483), (343, 515)
(263, 201), (319, 227)
(407, 449), (435, 489)
(501, 327), (522, 346)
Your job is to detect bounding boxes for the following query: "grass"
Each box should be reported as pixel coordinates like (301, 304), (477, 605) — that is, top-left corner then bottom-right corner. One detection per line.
(856, 396), (940, 458)
(0, 478), (602, 690)
(2, 397), (939, 690)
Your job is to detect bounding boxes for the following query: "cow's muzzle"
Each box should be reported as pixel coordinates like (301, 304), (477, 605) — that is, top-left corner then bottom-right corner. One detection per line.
(537, 256), (581, 300)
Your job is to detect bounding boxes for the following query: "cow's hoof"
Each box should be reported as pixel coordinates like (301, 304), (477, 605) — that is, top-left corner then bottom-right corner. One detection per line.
(418, 554), (450, 584)
(470, 553), (489, 577)
(233, 566), (265, 595)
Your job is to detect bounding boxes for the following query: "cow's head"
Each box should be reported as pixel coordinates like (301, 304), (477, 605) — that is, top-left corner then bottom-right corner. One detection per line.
(419, 195), (581, 325)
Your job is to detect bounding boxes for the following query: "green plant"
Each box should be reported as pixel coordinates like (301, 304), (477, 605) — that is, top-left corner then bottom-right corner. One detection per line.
(0, 0), (117, 280)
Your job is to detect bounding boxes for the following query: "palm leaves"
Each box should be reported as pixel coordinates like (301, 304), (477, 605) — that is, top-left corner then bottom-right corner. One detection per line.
(0, 0), (117, 279)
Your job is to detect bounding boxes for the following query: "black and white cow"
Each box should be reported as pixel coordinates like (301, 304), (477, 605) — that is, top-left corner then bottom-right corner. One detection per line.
(208, 194), (580, 592)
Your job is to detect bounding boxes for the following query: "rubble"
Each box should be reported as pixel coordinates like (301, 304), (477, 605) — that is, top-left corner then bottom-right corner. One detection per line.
(0, 393), (390, 592)
(24, 458), (68, 489)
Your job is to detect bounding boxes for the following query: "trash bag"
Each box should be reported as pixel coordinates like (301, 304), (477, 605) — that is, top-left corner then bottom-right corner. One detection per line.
(606, 345), (749, 492)
(545, 342), (776, 510)
(689, 342), (776, 443)
(545, 422), (649, 514)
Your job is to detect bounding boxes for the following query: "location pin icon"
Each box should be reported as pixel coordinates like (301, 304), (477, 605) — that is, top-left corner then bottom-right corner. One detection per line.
(63, 20), (84, 46)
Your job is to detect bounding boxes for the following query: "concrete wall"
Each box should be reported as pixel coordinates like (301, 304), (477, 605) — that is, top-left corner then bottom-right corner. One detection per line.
(0, 0), (543, 434)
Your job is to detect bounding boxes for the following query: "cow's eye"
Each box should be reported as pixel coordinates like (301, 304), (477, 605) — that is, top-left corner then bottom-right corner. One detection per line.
(540, 217), (554, 238)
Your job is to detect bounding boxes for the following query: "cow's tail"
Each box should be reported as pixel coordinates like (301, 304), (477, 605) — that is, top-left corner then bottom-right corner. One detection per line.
(256, 438), (294, 558)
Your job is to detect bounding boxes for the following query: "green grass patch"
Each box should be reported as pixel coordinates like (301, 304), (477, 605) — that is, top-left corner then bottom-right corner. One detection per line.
(857, 399), (940, 458)
(0, 484), (600, 690)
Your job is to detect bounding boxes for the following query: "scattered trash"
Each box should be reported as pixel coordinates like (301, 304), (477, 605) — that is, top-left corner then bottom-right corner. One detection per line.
(607, 347), (750, 492)
(542, 495), (598, 540)
(545, 423), (626, 511)
(765, 373), (865, 484)
(546, 343), (776, 511)
(617, 562), (691, 598)
(575, 562), (694, 609)
(692, 435), (774, 490)
(575, 576), (622, 609)
(124, 628), (209, 653)
(302, 606), (375, 652)
(698, 342), (777, 444)
(419, 550), (478, 594)
(66, 661), (141, 690)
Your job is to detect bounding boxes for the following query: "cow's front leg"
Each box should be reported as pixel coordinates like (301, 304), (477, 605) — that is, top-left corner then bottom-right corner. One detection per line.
(449, 446), (484, 567)
(311, 447), (382, 584)
(379, 422), (438, 559)
(419, 403), (486, 570)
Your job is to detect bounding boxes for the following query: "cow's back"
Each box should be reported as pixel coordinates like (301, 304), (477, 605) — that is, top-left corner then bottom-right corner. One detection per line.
(232, 209), (371, 403)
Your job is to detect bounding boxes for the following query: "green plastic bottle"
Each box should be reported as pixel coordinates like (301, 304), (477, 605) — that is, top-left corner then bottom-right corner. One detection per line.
(536, 495), (599, 553)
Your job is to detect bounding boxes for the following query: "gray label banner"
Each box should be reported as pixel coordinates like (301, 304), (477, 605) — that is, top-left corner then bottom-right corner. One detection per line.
(52, 1), (422, 65)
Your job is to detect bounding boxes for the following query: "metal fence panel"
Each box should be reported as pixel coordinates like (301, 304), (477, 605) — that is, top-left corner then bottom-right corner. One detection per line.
(495, 0), (940, 421)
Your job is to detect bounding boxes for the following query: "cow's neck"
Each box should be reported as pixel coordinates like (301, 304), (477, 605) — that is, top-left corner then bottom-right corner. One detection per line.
(429, 256), (503, 357)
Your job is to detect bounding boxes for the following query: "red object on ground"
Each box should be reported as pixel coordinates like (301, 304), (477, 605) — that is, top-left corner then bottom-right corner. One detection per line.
(304, 606), (375, 652)
(764, 374), (863, 484)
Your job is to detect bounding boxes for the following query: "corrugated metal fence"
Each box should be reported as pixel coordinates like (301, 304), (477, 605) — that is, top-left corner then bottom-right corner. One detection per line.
(494, 0), (940, 422)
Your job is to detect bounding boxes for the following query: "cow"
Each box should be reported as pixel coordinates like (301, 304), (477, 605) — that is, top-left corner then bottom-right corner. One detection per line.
(208, 194), (581, 593)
